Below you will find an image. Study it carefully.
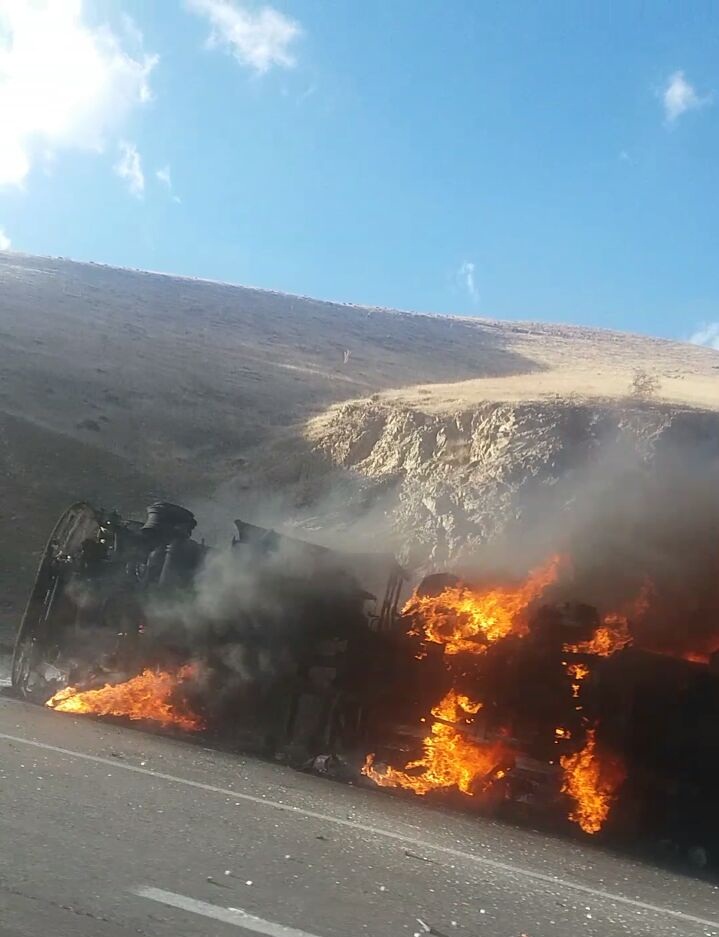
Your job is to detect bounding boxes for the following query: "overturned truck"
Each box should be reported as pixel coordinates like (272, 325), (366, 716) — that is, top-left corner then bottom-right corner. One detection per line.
(12, 501), (719, 863)
(12, 501), (408, 761)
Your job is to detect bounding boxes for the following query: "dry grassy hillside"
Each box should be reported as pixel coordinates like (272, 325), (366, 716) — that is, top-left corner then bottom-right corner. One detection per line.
(374, 319), (719, 412)
(1, 249), (718, 635)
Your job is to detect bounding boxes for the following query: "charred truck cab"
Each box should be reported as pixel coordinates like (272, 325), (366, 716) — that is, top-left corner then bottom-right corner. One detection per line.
(12, 502), (207, 702)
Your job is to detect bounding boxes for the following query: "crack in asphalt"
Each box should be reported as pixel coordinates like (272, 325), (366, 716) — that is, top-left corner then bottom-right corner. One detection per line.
(0, 882), (153, 934)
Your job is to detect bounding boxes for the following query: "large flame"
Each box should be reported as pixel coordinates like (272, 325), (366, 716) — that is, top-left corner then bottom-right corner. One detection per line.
(405, 555), (563, 655)
(46, 666), (204, 732)
(362, 689), (507, 797)
(560, 729), (625, 834)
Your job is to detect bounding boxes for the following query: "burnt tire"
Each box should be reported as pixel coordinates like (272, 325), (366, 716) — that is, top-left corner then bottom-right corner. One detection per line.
(11, 502), (100, 700)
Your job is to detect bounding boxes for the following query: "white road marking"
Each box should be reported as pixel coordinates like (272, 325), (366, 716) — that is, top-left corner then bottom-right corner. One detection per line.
(1, 730), (718, 931)
(133, 886), (322, 936)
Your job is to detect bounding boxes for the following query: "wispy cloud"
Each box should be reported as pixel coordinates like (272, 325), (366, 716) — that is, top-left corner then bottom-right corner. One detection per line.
(0, 0), (157, 188)
(662, 70), (710, 123)
(119, 12), (145, 51)
(689, 322), (719, 350)
(156, 164), (181, 203)
(186, 0), (302, 73)
(458, 261), (479, 303)
(298, 81), (317, 102)
(0, 228), (10, 251)
(115, 141), (144, 197)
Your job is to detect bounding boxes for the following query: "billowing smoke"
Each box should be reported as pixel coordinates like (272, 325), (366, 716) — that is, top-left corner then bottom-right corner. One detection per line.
(175, 401), (719, 668)
(140, 529), (376, 725)
(564, 437), (719, 658)
(447, 408), (719, 659)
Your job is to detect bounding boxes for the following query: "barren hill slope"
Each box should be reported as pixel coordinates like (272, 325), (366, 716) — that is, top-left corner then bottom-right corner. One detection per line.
(1, 250), (718, 633)
(0, 251), (535, 471)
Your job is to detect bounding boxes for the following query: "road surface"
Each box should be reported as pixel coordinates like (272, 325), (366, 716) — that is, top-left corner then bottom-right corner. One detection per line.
(0, 694), (717, 937)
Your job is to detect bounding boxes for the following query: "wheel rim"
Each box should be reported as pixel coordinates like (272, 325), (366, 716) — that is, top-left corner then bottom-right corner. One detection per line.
(11, 502), (101, 702)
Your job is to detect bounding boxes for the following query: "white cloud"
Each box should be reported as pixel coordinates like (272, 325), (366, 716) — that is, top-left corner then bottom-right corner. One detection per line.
(0, 0), (157, 187)
(115, 141), (144, 197)
(458, 261), (479, 303)
(186, 0), (302, 73)
(662, 70), (710, 123)
(0, 228), (10, 250)
(689, 323), (719, 350)
(156, 164), (181, 202)
(119, 12), (145, 51)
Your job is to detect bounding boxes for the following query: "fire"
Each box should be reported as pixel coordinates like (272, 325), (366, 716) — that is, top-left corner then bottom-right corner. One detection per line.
(362, 689), (507, 797)
(431, 689), (482, 721)
(566, 661), (590, 697)
(46, 666), (204, 732)
(564, 582), (651, 658)
(560, 729), (625, 834)
(564, 614), (633, 657)
(405, 555), (563, 655)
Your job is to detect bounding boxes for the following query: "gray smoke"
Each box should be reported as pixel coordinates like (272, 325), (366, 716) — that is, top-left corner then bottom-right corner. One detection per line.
(451, 407), (719, 656)
(140, 528), (376, 724)
(175, 402), (719, 665)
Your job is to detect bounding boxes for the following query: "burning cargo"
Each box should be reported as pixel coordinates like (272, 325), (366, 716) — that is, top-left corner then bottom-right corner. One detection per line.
(11, 500), (719, 863)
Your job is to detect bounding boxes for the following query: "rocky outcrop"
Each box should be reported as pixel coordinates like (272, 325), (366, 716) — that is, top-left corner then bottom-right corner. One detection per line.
(307, 399), (719, 571)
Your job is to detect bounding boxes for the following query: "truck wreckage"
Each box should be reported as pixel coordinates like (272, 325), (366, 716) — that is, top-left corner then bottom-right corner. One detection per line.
(11, 501), (719, 863)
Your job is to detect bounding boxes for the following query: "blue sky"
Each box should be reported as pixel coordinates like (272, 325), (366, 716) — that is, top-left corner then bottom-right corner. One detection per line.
(0, 1), (717, 345)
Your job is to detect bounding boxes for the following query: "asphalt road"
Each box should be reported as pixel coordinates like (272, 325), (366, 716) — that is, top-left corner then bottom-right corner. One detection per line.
(0, 696), (718, 937)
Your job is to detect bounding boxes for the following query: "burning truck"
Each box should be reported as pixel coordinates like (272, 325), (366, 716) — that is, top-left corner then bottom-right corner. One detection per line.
(11, 500), (719, 864)
(12, 501), (408, 758)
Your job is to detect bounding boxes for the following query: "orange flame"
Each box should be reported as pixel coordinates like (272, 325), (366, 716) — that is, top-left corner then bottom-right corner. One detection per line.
(566, 661), (590, 697)
(362, 690), (507, 797)
(46, 666), (204, 732)
(564, 582), (651, 658)
(560, 729), (625, 834)
(564, 614), (633, 657)
(431, 689), (482, 721)
(405, 556), (563, 655)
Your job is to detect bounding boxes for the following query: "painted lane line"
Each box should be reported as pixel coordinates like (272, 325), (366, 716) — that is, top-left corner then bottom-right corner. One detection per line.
(133, 886), (322, 936)
(1, 731), (718, 931)
(136, 886), (319, 935)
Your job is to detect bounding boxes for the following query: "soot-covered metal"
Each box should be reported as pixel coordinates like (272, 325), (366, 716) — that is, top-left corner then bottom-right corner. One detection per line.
(12, 502), (407, 758)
